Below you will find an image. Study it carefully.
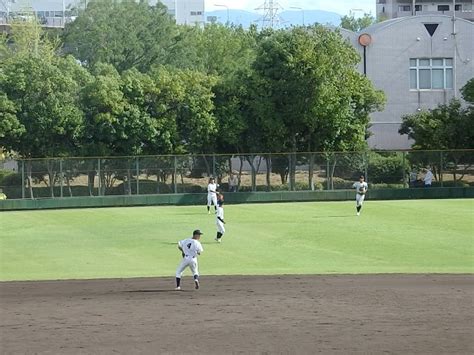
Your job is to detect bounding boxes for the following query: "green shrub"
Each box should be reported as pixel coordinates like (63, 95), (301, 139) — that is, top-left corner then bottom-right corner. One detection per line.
(330, 177), (354, 189)
(432, 180), (470, 187)
(0, 172), (23, 186)
(368, 153), (406, 183)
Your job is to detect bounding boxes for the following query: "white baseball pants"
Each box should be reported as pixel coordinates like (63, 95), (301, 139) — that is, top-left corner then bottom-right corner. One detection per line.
(216, 220), (225, 234)
(356, 193), (366, 206)
(176, 256), (199, 278)
(207, 193), (217, 207)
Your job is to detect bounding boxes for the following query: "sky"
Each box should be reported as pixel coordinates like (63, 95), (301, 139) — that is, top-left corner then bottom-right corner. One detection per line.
(206, 0), (376, 15)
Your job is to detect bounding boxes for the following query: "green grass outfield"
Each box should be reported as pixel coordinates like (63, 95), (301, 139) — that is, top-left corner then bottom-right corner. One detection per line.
(0, 199), (473, 281)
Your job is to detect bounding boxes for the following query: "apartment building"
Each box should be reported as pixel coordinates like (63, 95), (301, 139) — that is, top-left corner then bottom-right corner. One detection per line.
(1, 1), (205, 27)
(340, 15), (473, 149)
(159, 0), (205, 25)
(377, 0), (473, 21)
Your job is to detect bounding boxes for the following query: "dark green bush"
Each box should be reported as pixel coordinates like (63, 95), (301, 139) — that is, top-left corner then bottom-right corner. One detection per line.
(368, 153), (406, 183)
(0, 172), (23, 186)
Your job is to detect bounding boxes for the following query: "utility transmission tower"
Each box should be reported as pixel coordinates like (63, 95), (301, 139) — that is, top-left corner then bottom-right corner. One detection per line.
(255, 0), (283, 28)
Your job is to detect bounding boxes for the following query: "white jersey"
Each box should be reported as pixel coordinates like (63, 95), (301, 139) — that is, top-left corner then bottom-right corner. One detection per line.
(178, 238), (203, 258)
(353, 181), (368, 194)
(207, 183), (218, 194)
(216, 206), (224, 220)
(424, 170), (433, 185)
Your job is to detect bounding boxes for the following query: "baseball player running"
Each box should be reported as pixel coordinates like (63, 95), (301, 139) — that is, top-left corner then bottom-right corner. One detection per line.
(207, 177), (219, 214)
(352, 175), (368, 216)
(215, 193), (226, 243)
(175, 230), (204, 290)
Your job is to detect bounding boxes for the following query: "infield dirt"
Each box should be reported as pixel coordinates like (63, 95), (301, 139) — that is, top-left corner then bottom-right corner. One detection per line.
(1, 274), (473, 354)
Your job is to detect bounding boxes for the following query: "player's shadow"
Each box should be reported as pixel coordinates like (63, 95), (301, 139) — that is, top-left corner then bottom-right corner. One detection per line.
(125, 289), (192, 293)
(172, 212), (207, 215)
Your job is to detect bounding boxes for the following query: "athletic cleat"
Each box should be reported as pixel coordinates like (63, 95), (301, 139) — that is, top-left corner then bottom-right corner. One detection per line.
(194, 280), (200, 290)
(215, 237), (221, 243)
(175, 286), (181, 291)
(357, 212), (360, 216)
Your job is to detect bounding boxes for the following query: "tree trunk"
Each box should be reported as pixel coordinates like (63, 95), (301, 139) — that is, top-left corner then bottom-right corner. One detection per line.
(308, 153), (315, 191)
(330, 156), (337, 190)
(245, 156), (257, 192)
(202, 155), (211, 177)
(265, 155), (272, 192)
(237, 156), (244, 191)
(289, 153), (297, 191)
(66, 175), (73, 197)
(26, 160), (34, 199)
(46, 160), (55, 198)
(127, 167), (132, 195)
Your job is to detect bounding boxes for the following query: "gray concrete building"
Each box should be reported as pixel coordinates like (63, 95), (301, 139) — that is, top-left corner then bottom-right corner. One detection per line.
(158, 0), (205, 25)
(377, 0), (473, 21)
(339, 15), (473, 149)
(0, 0), (205, 27)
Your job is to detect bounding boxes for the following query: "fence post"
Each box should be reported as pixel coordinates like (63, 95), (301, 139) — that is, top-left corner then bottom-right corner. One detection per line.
(174, 155), (178, 194)
(97, 158), (101, 196)
(21, 160), (25, 199)
(440, 151), (444, 187)
(136, 157), (140, 195)
(59, 159), (63, 198)
(326, 156), (330, 190)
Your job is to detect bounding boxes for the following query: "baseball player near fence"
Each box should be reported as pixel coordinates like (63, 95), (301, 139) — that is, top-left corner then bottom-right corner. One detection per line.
(175, 230), (204, 290)
(215, 193), (226, 243)
(352, 175), (368, 216)
(207, 178), (219, 214)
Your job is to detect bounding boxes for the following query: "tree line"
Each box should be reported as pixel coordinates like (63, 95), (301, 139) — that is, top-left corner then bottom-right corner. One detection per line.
(0, 0), (385, 163)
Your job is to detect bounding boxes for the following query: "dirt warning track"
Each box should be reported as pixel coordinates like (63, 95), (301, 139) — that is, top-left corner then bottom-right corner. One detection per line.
(1, 274), (473, 354)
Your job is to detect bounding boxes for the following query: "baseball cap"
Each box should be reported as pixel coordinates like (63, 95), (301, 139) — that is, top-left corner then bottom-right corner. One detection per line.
(193, 229), (204, 236)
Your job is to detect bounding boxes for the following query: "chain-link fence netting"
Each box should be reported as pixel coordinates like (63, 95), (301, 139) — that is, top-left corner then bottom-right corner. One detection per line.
(1, 150), (473, 199)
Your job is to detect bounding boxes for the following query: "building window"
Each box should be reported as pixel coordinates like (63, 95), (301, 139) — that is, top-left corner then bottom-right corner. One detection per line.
(437, 5), (450, 12)
(410, 58), (453, 90)
(190, 11), (203, 16)
(415, 5), (422, 12)
(455, 4), (462, 11)
(399, 5), (411, 12)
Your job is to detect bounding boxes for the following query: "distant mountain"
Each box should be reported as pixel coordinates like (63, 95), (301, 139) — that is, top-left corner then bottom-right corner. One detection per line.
(9, 2), (342, 27)
(205, 9), (342, 28)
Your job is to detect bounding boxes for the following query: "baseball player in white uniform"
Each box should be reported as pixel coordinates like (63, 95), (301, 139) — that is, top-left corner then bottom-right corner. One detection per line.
(175, 230), (204, 290)
(207, 178), (219, 214)
(215, 193), (226, 243)
(352, 175), (368, 216)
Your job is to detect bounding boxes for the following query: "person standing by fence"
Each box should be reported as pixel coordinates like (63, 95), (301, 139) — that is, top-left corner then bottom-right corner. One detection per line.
(424, 168), (434, 187)
(228, 173), (238, 192)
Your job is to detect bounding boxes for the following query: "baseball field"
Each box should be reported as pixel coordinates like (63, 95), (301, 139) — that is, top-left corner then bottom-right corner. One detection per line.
(1, 199), (473, 353)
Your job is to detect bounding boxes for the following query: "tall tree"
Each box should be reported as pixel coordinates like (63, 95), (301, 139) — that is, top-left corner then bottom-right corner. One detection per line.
(63, 0), (179, 72)
(399, 80), (474, 182)
(399, 80), (474, 150)
(0, 56), (90, 197)
(247, 26), (385, 188)
(340, 13), (376, 32)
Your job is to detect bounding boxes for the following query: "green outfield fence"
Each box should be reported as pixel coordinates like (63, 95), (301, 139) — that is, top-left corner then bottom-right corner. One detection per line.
(0, 150), (473, 204)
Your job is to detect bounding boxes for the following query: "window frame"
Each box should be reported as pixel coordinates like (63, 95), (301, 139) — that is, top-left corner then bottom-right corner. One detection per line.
(409, 58), (454, 90)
